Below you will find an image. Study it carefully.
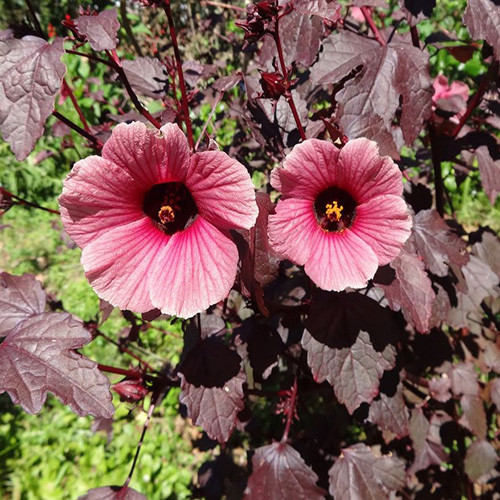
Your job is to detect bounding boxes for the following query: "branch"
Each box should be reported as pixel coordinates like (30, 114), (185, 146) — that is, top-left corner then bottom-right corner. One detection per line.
(361, 7), (386, 46)
(274, 15), (307, 141)
(62, 78), (92, 134)
(452, 60), (499, 138)
(162, 0), (194, 149)
(52, 111), (103, 149)
(0, 187), (60, 215)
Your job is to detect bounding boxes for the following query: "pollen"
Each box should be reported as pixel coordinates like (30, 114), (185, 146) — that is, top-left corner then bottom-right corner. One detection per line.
(325, 201), (343, 222)
(158, 205), (175, 224)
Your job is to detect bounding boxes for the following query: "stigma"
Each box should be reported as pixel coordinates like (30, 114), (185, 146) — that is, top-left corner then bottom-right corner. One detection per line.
(158, 205), (175, 224)
(325, 201), (343, 222)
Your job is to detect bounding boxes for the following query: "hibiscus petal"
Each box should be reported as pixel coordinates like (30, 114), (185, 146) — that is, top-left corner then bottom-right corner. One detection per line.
(149, 217), (238, 318)
(268, 197), (319, 265)
(304, 230), (378, 291)
(271, 139), (340, 199)
(337, 138), (403, 203)
(81, 218), (170, 312)
(102, 122), (190, 186)
(351, 195), (412, 266)
(59, 156), (145, 247)
(185, 150), (258, 230)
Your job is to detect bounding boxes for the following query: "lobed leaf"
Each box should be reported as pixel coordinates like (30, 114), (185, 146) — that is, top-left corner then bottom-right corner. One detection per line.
(75, 9), (120, 52)
(0, 312), (114, 418)
(244, 442), (326, 500)
(463, 0), (500, 60)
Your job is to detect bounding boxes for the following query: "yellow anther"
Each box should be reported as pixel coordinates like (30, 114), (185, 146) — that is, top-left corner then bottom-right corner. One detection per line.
(158, 205), (175, 224)
(325, 201), (343, 222)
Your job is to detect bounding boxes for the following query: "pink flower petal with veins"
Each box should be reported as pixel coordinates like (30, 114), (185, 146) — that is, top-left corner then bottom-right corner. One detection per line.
(269, 137), (411, 291)
(351, 195), (413, 266)
(59, 156), (145, 247)
(186, 150), (258, 230)
(304, 230), (379, 292)
(60, 122), (257, 317)
(81, 218), (169, 313)
(149, 217), (238, 318)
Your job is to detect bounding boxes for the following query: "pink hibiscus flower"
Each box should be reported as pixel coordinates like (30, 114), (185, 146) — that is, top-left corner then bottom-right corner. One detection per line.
(59, 122), (258, 318)
(268, 138), (411, 291)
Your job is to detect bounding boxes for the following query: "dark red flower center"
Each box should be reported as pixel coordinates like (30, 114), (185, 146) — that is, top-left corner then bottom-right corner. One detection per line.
(142, 182), (198, 235)
(314, 186), (357, 233)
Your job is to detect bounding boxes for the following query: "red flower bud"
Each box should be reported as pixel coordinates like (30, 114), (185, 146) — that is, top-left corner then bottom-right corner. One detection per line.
(259, 71), (287, 100)
(112, 379), (149, 403)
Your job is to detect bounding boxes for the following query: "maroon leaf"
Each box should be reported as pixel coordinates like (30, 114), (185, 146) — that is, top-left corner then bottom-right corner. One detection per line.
(91, 416), (113, 443)
(399, 0), (436, 24)
(0, 272), (45, 336)
(0, 313), (114, 418)
(460, 394), (487, 438)
(182, 60), (216, 87)
(409, 209), (469, 277)
(121, 57), (167, 99)
(377, 244), (435, 333)
(302, 330), (396, 414)
(75, 9), (120, 52)
(238, 192), (280, 311)
(464, 0), (500, 60)
(447, 255), (499, 329)
(244, 442), (326, 499)
(368, 382), (410, 438)
(449, 362), (480, 396)
(213, 73), (242, 93)
(408, 408), (447, 473)
(179, 371), (245, 443)
(0, 36), (66, 160)
(490, 378), (500, 408)
(78, 486), (146, 500)
(473, 231), (500, 277)
(475, 145), (500, 204)
(294, 0), (342, 22)
(464, 439), (498, 482)
(259, 8), (324, 68)
(428, 375), (452, 402)
(328, 443), (405, 499)
(311, 31), (433, 156)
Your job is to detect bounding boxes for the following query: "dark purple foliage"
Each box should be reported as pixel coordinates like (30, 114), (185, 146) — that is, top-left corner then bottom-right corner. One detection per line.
(75, 9), (120, 52)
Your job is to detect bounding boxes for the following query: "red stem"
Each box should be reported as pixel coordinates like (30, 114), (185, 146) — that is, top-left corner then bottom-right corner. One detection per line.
(281, 376), (298, 443)
(52, 111), (103, 149)
(62, 78), (92, 134)
(1, 188), (60, 215)
(97, 364), (142, 379)
(95, 329), (157, 373)
(361, 7), (386, 46)
(274, 15), (306, 141)
(452, 60), (499, 138)
(110, 53), (162, 130)
(65, 49), (112, 67)
(163, 1), (195, 150)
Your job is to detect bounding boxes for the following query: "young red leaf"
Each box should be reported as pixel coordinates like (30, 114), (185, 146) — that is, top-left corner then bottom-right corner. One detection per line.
(409, 209), (469, 277)
(328, 443), (405, 499)
(475, 145), (500, 204)
(78, 486), (146, 500)
(377, 244), (435, 333)
(311, 31), (433, 157)
(75, 9), (120, 52)
(0, 36), (66, 160)
(0, 272), (45, 336)
(179, 371), (245, 443)
(302, 330), (396, 414)
(244, 442), (326, 500)
(368, 382), (410, 438)
(121, 57), (167, 99)
(0, 312), (114, 418)
(464, 0), (500, 60)
(464, 439), (498, 482)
